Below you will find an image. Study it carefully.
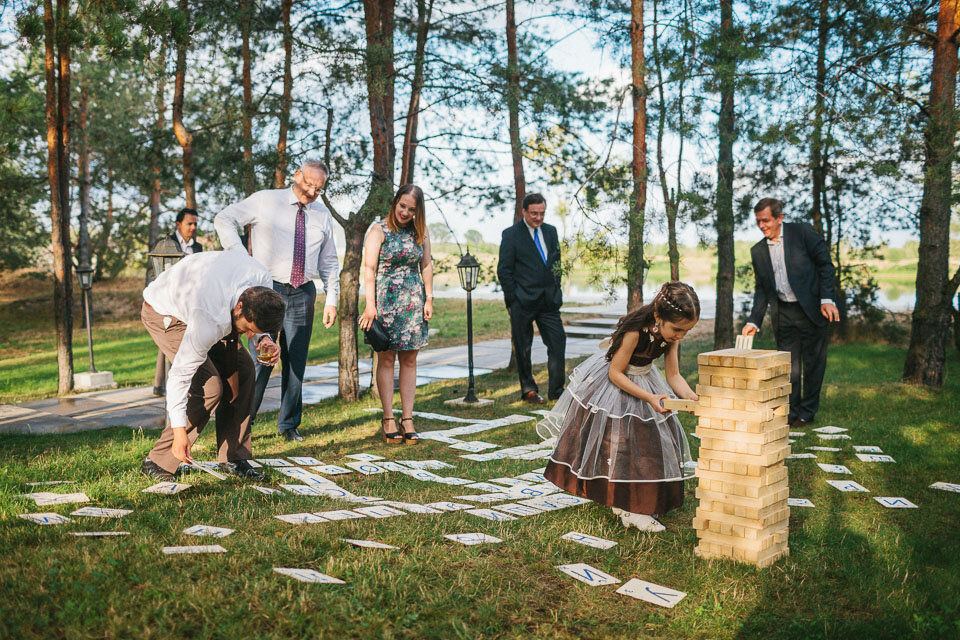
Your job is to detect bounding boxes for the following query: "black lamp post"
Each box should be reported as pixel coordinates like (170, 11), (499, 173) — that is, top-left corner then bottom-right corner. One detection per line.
(76, 265), (97, 373)
(456, 252), (481, 403)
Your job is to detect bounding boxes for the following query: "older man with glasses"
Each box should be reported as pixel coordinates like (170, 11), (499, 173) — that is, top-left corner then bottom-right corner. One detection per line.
(214, 159), (340, 441)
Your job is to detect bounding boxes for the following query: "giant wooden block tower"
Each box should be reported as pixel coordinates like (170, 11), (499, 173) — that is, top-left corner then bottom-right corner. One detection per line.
(690, 346), (792, 568)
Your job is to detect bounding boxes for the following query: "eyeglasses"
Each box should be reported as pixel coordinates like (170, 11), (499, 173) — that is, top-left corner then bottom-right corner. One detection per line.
(303, 183), (325, 195)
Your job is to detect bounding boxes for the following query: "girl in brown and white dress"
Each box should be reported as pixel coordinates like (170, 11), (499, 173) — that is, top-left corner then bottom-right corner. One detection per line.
(540, 281), (700, 532)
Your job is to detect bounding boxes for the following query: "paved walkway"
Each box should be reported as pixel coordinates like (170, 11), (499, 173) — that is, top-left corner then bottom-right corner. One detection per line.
(0, 335), (601, 435)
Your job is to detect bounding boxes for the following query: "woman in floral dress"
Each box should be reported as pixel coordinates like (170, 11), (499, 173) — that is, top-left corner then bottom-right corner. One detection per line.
(359, 184), (433, 443)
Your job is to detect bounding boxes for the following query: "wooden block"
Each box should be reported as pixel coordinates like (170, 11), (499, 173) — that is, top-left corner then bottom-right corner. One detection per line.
(696, 525), (788, 552)
(697, 349), (791, 370)
(702, 373), (790, 390)
(695, 424), (790, 445)
(696, 462), (788, 487)
(696, 384), (791, 402)
(694, 503), (789, 531)
(699, 363), (791, 381)
(696, 444), (790, 468)
(697, 414), (789, 435)
(697, 395), (787, 413)
(699, 436), (790, 457)
(697, 494), (785, 520)
(695, 483), (790, 509)
(662, 398), (697, 412)
(695, 514), (789, 541)
(695, 540), (789, 568)
(696, 476), (789, 501)
(734, 335), (754, 350)
(695, 403), (789, 423)
(698, 457), (770, 477)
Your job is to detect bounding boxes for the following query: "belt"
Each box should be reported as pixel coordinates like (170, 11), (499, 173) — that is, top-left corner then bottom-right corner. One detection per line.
(625, 363), (652, 375)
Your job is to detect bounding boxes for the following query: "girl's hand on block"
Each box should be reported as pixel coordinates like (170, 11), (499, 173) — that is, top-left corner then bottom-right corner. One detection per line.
(649, 394), (669, 414)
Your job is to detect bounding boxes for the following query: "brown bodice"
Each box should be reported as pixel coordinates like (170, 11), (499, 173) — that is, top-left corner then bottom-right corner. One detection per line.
(628, 328), (671, 366)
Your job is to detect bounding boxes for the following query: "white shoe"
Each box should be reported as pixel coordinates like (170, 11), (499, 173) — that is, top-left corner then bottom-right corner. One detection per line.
(615, 508), (665, 532)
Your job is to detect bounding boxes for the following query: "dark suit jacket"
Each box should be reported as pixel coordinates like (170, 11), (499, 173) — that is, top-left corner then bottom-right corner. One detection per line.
(497, 220), (562, 311)
(170, 231), (203, 255)
(748, 221), (836, 329)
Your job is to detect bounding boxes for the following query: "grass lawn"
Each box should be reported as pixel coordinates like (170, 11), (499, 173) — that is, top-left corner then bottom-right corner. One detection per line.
(1, 333), (958, 639)
(0, 273), (512, 404)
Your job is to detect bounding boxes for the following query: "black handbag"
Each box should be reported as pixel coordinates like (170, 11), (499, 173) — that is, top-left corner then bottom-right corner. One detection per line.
(363, 317), (391, 352)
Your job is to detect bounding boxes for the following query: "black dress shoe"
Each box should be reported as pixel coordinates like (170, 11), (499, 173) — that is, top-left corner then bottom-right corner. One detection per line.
(218, 460), (265, 480)
(281, 428), (304, 442)
(548, 390), (564, 401)
(789, 418), (814, 429)
(522, 390), (545, 404)
(152, 386), (165, 397)
(141, 458), (175, 481)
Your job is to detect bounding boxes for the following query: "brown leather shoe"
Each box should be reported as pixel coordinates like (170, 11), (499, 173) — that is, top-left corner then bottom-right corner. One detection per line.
(789, 418), (814, 429)
(522, 390), (545, 404)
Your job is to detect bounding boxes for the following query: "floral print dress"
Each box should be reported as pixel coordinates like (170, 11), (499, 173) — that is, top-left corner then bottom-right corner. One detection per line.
(376, 220), (429, 351)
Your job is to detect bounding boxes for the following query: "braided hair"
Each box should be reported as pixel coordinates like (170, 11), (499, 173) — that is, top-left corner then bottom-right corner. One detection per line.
(604, 281), (700, 361)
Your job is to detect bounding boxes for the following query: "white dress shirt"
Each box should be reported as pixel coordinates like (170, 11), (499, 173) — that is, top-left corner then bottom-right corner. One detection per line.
(143, 251), (272, 430)
(523, 219), (547, 260)
(214, 187), (340, 306)
(175, 230), (196, 255)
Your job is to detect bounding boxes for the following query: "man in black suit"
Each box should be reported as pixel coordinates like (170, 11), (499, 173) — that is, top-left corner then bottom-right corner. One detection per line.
(742, 198), (839, 428)
(497, 193), (566, 404)
(148, 208), (204, 396)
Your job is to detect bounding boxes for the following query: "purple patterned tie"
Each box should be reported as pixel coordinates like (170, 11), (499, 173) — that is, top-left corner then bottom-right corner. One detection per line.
(289, 203), (306, 287)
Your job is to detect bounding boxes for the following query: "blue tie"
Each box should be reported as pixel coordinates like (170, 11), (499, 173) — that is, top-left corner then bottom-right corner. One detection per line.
(533, 229), (547, 264)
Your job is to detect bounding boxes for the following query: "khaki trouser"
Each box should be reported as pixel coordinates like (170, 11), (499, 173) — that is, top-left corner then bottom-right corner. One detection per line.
(141, 302), (254, 474)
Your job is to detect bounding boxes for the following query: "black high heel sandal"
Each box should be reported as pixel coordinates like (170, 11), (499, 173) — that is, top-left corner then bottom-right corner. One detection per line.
(382, 417), (404, 444)
(400, 417), (421, 444)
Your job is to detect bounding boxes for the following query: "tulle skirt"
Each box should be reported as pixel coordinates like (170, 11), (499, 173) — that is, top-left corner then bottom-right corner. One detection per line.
(540, 351), (695, 515)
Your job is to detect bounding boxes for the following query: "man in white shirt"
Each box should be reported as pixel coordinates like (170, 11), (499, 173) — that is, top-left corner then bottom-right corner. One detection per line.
(742, 198), (839, 428)
(214, 159), (340, 442)
(140, 250), (284, 481)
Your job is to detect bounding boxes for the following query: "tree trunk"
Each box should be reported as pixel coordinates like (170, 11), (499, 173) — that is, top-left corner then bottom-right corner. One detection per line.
(399, 0), (433, 185)
(652, 0), (680, 282)
(274, 0), (293, 188)
(714, 0), (736, 349)
(45, 0), (74, 395)
(94, 168), (115, 282)
(809, 0), (828, 236)
(240, 0), (255, 196)
(903, 0), (959, 387)
(77, 76), (91, 271)
(506, 0), (525, 223)
(172, 0), (196, 209)
(149, 44), (166, 251)
(627, 0), (647, 311)
(336, 0), (396, 401)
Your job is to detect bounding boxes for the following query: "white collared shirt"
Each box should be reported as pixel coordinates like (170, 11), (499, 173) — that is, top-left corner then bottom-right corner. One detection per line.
(766, 227), (798, 303)
(213, 187), (340, 305)
(143, 250), (272, 429)
(523, 219), (546, 259)
(175, 230), (196, 255)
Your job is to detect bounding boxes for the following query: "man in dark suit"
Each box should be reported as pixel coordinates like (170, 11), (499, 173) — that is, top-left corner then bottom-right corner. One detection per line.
(497, 193), (566, 404)
(148, 208), (204, 396)
(742, 198), (839, 428)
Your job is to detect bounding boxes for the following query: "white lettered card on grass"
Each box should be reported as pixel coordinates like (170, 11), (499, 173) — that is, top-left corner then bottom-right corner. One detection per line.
(787, 498), (815, 508)
(555, 563), (620, 586)
(344, 453), (385, 462)
(162, 545), (227, 554)
(34, 493), (90, 506)
(929, 482), (960, 494)
(826, 479), (870, 492)
(19, 513), (72, 525)
(425, 501), (473, 512)
(787, 453), (817, 460)
(143, 482), (192, 495)
(495, 503), (544, 517)
(343, 539), (399, 550)
(616, 579), (686, 608)
(853, 445), (883, 453)
(818, 434), (851, 441)
(808, 446), (841, 452)
(184, 525), (234, 537)
(256, 459), (293, 467)
(274, 513), (328, 525)
(288, 457), (323, 466)
(311, 465), (353, 476)
(377, 501), (443, 514)
(353, 505), (408, 519)
(70, 507), (132, 518)
(813, 425), (848, 434)
(874, 497), (918, 509)
(315, 510), (366, 520)
(465, 508), (518, 522)
(73, 531), (130, 537)
(251, 485), (283, 495)
(273, 568), (345, 584)
(562, 531), (618, 550)
(817, 463), (852, 474)
(443, 532), (502, 545)
(855, 453), (896, 463)
(344, 461), (388, 475)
